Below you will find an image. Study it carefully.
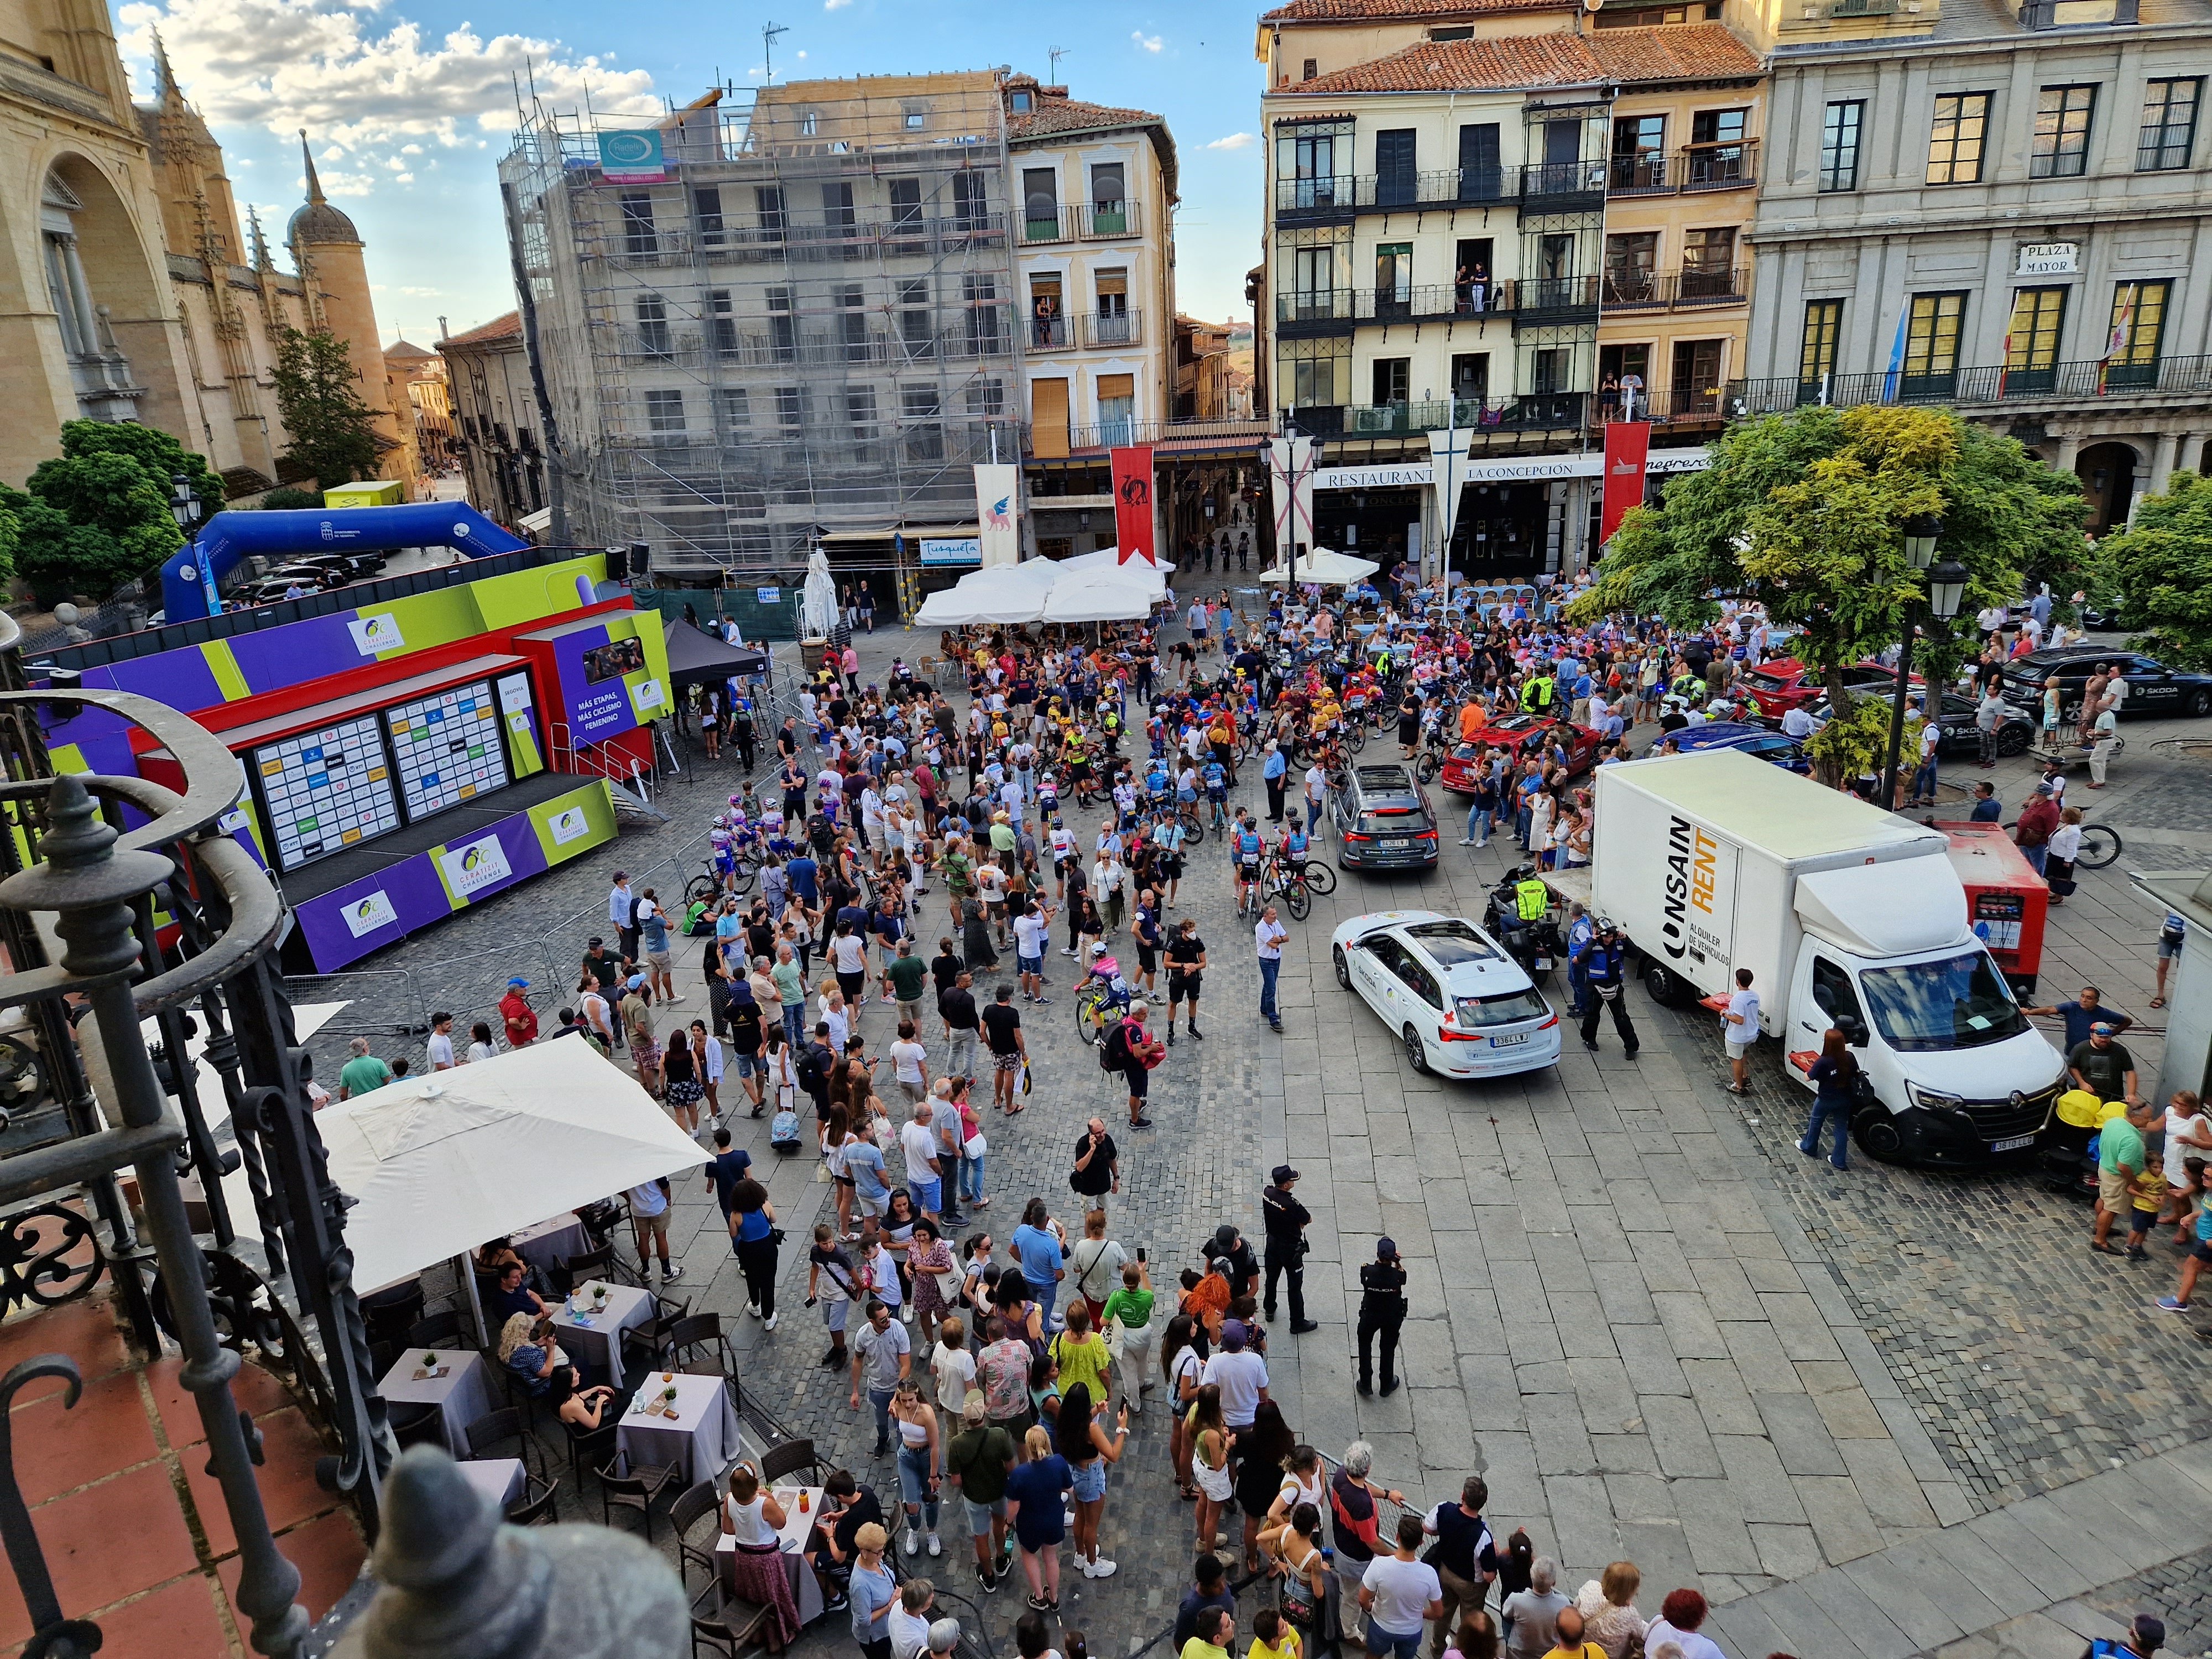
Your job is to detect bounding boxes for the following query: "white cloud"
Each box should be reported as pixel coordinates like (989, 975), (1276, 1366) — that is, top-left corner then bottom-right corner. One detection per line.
(116, 0), (659, 158)
(307, 168), (379, 197)
(825, 0), (852, 10)
(1206, 132), (1253, 150)
(1131, 30), (1164, 51)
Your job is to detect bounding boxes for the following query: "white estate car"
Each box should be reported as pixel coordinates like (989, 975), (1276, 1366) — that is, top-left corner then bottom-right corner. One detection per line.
(1330, 910), (1562, 1078)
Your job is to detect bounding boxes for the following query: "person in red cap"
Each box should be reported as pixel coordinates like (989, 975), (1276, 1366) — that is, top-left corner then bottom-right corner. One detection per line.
(499, 978), (538, 1048)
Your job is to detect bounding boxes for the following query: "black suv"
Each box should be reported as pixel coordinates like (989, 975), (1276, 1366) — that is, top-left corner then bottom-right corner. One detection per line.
(2001, 646), (2212, 722)
(1331, 764), (1440, 870)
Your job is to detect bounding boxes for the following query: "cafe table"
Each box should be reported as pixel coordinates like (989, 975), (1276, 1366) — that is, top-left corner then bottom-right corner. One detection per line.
(716, 1484), (827, 1627)
(509, 1211), (592, 1276)
(547, 1282), (655, 1387)
(617, 1370), (744, 1485)
(457, 1457), (526, 1511)
(377, 1347), (493, 1461)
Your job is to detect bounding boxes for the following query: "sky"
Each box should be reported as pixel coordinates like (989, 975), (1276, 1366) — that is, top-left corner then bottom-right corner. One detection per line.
(111, 0), (1269, 348)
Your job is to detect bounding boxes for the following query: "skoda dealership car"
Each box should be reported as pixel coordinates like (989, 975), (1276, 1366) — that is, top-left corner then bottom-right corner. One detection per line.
(1331, 910), (1561, 1078)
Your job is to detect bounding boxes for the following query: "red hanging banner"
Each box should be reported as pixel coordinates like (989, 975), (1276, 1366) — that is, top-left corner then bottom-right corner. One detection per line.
(1110, 446), (1157, 565)
(1599, 421), (1651, 547)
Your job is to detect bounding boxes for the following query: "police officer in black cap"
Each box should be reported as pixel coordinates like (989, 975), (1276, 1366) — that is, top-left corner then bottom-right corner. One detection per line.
(1261, 1165), (1320, 1334)
(1357, 1237), (1409, 1396)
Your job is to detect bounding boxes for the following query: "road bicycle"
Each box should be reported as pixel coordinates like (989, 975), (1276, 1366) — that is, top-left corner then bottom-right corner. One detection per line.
(1073, 979), (1130, 1046)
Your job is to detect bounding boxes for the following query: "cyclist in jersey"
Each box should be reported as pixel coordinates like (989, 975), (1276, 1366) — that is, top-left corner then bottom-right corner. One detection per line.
(1202, 758), (1229, 828)
(1231, 812), (1266, 917)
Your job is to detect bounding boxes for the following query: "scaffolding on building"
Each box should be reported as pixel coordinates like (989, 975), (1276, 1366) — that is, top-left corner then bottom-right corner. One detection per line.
(499, 79), (1028, 579)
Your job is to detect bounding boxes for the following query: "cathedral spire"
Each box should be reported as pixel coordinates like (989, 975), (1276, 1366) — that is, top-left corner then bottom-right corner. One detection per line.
(151, 29), (184, 109)
(247, 205), (272, 271)
(300, 129), (326, 204)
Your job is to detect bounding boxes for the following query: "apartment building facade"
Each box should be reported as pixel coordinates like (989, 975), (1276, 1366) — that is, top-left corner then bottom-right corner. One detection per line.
(1738, 0), (2212, 529)
(1256, 21), (1762, 572)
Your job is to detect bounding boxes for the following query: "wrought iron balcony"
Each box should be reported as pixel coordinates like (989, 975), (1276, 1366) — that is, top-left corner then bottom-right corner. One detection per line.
(1600, 267), (1750, 311)
(1727, 353), (2212, 415)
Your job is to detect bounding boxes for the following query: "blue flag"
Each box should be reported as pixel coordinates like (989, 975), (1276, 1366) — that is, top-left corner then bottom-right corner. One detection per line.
(1882, 304), (1911, 403)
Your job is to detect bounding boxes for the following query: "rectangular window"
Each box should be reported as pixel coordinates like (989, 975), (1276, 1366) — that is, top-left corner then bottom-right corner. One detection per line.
(1279, 129), (1344, 208)
(1428, 24), (1474, 39)
(822, 181), (855, 236)
(694, 187), (725, 246)
(952, 171), (988, 229)
(837, 283), (871, 363)
(1610, 115), (1666, 190)
(2031, 86), (2095, 180)
(1375, 129), (1417, 207)
(1604, 232), (1657, 303)
(1370, 357), (1410, 406)
(644, 388), (685, 432)
(717, 388), (749, 431)
(766, 285), (795, 357)
(1671, 338), (1725, 414)
(1301, 58), (1317, 81)
(1031, 377), (1071, 458)
(1094, 269), (1131, 345)
(1903, 291), (1966, 395)
(708, 290), (737, 356)
(2004, 286), (2067, 393)
(1681, 227), (1736, 298)
(901, 385), (943, 461)
(1530, 347), (1569, 394)
(1292, 246), (1335, 307)
(898, 278), (932, 358)
(847, 387), (879, 440)
(1089, 162), (1128, 235)
(1926, 93), (1991, 185)
(776, 386), (804, 434)
(1458, 123), (1501, 201)
(1098, 372), (1136, 446)
(2105, 281), (2168, 387)
(1799, 299), (1842, 389)
(619, 191), (656, 254)
(1022, 167), (1060, 239)
(1450, 351), (1488, 404)
(963, 274), (1002, 353)
(889, 178), (922, 230)
(1820, 101), (1863, 191)
(969, 379), (1006, 420)
(755, 186), (785, 240)
(2138, 78), (2200, 171)
(634, 293), (670, 357)
(904, 108), (926, 131)
(1687, 106), (1747, 186)
(1374, 243), (1412, 317)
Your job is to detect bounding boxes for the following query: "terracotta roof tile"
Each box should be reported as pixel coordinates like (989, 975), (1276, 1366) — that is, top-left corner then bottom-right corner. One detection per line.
(1261, 0), (1568, 18)
(437, 311), (521, 349)
(1008, 94), (1166, 140)
(1283, 24), (1757, 95)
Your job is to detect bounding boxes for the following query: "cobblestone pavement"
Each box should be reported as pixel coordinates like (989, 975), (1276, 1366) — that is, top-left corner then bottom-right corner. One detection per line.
(290, 615), (2212, 1656)
(2086, 1543), (2212, 1658)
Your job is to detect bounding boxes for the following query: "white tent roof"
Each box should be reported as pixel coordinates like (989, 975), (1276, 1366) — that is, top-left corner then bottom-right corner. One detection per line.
(1257, 547), (1379, 587)
(1041, 566), (1162, 623)
(1057, 549), (1167, 594)
(319, 1040), (707, 1293)
(913, 560), (1061, 626)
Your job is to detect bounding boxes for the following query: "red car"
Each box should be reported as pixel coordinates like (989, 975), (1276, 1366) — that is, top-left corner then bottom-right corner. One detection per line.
(1434, 713), (1603, 793)
(1740, 658), (1924, 719)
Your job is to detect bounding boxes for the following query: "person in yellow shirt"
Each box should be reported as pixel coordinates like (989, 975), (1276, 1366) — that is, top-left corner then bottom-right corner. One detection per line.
(1047, 1302), (1112, 1402)
(2127, 1152), (2167, 1255)
(1543, 1606), (1608, 1659)
(1248, 1607), (1301, 1659)
(1181, 1606), (1234, 1659)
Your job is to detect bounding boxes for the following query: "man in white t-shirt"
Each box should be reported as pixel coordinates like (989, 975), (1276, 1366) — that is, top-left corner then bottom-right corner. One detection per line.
(426, 1012), (457, 1071)
(900, 1102), (945, 1220)
(1359, 1514), (1445, 1659)
(1303, 763), (1328, 837)
(1197, 1318), (1269, 1427)
(1723, 967), (1760, 1096)
(1013, 902), (1054, 1003)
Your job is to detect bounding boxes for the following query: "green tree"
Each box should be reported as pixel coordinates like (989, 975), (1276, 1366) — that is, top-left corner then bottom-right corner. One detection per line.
(1568, 404), (2086, 778)
(260, 486), (323, 511)
(11, 452), (182, 604)
(2099, 469), (2212, 671)
(49, 419), (222, 512)
(272, 327), (379, 491)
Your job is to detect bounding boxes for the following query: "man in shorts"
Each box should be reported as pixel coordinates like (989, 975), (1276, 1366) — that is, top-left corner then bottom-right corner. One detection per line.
(628, 1177), (682, 1283)
(943, 1392), (1017, 1590)
(1107, 1000), (1156, 1130)
(980, 984), (1027, 1112)
(1131, 890), (1163, 998)
(807, 1222), (862, 1368)
(1165, 918), (1207, 1045)
(1014, 898), (1054, 1004)
(975, 1313), (1035, 1444)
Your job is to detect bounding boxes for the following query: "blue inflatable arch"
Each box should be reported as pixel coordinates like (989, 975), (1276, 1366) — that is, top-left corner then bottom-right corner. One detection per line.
(161, 502), (531, 619)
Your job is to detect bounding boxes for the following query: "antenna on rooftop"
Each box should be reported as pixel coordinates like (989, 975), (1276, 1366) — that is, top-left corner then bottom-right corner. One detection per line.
(1048, 45), (1070, 83)
(764, 20), (790, 86)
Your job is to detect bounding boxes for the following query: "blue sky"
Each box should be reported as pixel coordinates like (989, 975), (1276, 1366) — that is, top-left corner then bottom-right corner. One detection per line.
(112, 0), (1267, 347)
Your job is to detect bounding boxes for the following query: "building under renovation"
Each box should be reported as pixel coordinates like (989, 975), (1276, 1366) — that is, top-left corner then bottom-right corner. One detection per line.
(499, 77), (1027, 586)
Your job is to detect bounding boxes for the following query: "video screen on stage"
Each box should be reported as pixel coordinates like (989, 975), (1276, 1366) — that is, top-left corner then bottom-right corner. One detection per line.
(252, 717), (401, 872)
(583, 638), (644, 684)
(384, 680), (510, 822)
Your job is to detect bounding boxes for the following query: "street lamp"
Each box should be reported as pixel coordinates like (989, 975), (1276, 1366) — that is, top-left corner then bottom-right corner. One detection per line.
(1880, 515), (1944, 811)
(169, 472), (202, 533)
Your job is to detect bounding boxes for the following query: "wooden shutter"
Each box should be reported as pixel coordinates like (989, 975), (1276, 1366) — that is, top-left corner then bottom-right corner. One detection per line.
(1032, 378), (1070, 459)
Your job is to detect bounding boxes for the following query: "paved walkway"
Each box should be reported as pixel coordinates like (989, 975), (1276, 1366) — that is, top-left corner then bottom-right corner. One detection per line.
(295, 611), (2212, 1657)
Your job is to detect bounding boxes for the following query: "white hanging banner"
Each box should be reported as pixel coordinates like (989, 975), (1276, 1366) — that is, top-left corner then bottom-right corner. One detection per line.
(1267, 435), (1318, 564)
(974, 465), (1021, 567)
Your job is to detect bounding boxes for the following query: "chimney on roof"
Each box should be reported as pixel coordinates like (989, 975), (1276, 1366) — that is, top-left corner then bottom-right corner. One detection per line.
(439, 315), (450, 339)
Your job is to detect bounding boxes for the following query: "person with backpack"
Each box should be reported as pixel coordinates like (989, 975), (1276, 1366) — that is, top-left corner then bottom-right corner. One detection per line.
(1797, 1027), (1859, 1172)
(1420, 1478), (1498, 1659)
(1101, 1001), (1161, 1130)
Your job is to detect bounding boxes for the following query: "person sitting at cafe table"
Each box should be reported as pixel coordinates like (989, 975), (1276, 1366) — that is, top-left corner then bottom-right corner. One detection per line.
(805, 1468), (889, 1613)
(547, 1364), (629, 1432)
(485, 1258), (551, 1329)
(721, 1461), (801, 1651)
(497, 1312), (571, 1399)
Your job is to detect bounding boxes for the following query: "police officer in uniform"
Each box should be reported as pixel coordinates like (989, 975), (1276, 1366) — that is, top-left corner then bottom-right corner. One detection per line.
(1262, 1165), (1319, 1334)
(1578, 918), (1639, 1057)
(1357, 1237), (1408, 1396)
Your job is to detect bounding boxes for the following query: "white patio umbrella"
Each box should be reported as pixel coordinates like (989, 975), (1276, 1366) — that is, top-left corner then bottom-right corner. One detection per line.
(1257, 547), (1380, 587)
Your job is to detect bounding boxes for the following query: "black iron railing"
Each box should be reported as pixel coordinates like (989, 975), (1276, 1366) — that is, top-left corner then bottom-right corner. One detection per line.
(1728, 353), (2212, 415)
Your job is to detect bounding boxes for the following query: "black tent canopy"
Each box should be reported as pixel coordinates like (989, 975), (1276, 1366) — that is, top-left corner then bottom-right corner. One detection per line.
(661, 616), (770, 687)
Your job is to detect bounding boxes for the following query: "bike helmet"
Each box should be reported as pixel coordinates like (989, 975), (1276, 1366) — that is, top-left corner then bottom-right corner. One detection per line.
(1087, 941), (1109, 958)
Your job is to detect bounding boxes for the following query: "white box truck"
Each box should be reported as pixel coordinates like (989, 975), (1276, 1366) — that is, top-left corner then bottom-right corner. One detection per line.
(1590, 749), (2066, 1165)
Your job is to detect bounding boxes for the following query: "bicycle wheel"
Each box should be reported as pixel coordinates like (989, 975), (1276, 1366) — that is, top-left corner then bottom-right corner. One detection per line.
(2075, 823), (2121, 870)
(1180, 810), (1205, 846)
(1074, 986), (1107, 1045)
(685, 873), (720, 909)
(1344, 723), (1368, 754)
(726, 859), (758, 896)
(1414, 752), (1439, 784)
(1302, 860), (1337, 895)
(1285, 880), (1311, 922)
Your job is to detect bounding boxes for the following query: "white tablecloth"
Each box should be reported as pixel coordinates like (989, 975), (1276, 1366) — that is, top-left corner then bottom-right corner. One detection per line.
(378, 1349), (494, 1460)
(618, 1371), (744, 1485)
(458, 1458), (526, 1511)
(510, 1212), (592, 1276)
(716, 1485), (827, 1626)
(549, 1284), (655, 1387)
